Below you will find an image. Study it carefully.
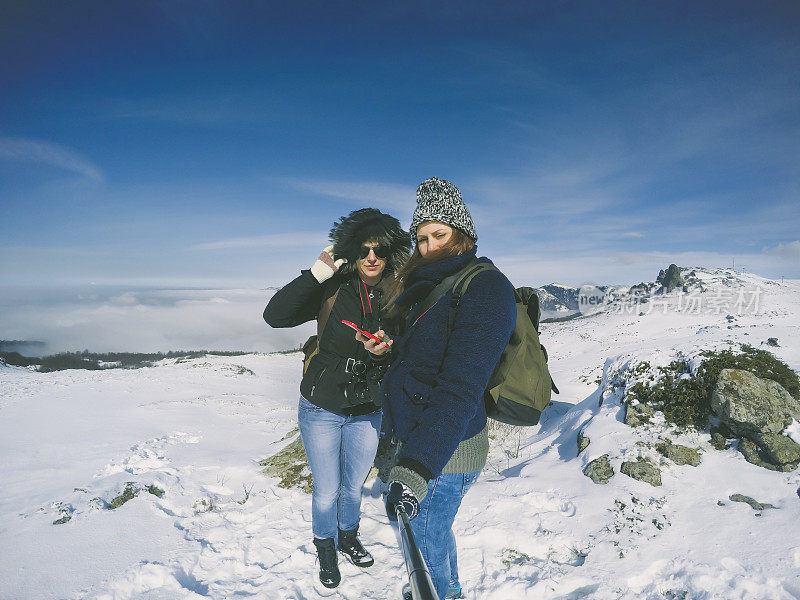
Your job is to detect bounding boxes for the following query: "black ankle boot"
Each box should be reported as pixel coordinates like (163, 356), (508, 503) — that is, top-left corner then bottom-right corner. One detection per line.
(338, 526), (374, 567)
(313, 537), (341, 588)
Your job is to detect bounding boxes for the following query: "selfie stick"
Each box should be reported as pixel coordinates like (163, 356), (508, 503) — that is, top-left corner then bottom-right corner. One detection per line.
(396, 505), (437, 600)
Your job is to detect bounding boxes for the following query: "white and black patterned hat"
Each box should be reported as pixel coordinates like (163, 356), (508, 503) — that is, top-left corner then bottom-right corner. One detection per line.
(410, 177), (477, 242)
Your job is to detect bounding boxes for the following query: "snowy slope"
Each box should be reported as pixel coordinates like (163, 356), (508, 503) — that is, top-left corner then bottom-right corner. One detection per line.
(1, 269), (799, 600)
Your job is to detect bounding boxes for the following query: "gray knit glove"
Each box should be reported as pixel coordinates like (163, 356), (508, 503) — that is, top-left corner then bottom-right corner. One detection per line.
(388, 465), (429, 503)
(386, 480), (420, 521)
(310, 245), (347, 283)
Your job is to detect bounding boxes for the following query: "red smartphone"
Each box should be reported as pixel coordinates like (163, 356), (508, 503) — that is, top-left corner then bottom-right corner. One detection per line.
(341, 320), (384, 343)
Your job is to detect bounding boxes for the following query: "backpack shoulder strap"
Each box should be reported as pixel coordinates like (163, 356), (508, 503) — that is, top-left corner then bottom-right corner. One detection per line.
(406, 258), (479, 326)
(514, 286), (541, 332)
(447, 262), (500, 331)
(317, 279), (341, 339)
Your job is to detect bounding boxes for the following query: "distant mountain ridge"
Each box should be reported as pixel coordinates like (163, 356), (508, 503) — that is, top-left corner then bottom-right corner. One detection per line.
(0, 340), (46, 355)
(533, 265), (756, 315)
(537, 284), (579, 312)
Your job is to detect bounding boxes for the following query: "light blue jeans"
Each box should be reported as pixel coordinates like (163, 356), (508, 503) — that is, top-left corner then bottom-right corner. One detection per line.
(410, 470), (480, 599)
(297, 396), (381, 542)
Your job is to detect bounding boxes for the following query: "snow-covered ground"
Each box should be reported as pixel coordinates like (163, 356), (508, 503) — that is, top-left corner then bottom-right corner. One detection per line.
(1, 269), (799, 600)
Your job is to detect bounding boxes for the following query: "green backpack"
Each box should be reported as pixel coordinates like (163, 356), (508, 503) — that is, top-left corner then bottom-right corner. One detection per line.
(416, 260), (558, 426)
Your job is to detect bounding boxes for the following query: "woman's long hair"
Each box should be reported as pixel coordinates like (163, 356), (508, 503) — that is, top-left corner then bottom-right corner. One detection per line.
(385, 227), (475, 319)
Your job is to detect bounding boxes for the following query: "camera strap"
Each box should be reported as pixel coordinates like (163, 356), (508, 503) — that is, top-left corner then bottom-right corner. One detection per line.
(353, 277), (382, 331)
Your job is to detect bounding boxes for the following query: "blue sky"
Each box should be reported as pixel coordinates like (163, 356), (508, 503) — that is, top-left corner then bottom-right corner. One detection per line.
(2, 0), (799, 296)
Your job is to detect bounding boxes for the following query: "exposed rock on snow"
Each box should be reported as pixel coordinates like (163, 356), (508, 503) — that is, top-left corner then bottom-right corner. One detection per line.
(738, 436), (800, 472)
(656, 439), (701, 467)
(710, 430), (730, 450)
(109, 483), (139, 509)
(712, 369), (800, 438)
(657, 264), (686, 293)
(729, 494), (778, 511)
(624, 401), (655, 427)
(759, 433), (800, 465)
(259, 435), (313, 493)
(712, 368), (800, 470)
(620, 457), (662, 487)
(584, 454), (614, 484)
(577, 430), (590, 455)
(537, 283), (579, 312)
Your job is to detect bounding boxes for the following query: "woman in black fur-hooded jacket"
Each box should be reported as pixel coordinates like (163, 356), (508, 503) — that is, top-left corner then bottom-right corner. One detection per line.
(263, 208), (409, 589)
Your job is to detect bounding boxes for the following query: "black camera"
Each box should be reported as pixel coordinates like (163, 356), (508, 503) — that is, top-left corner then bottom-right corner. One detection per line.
(346, 358), (368, 379)
(344, 358), (370, 403)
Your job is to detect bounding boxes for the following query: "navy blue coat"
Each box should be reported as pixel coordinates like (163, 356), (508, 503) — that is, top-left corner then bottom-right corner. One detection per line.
(381, 247), (516, 480)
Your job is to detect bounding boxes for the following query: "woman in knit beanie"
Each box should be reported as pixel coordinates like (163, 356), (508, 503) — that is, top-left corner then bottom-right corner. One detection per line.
(361, 177), (516, 600)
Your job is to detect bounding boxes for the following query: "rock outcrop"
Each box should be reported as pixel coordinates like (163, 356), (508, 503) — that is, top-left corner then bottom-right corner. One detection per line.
(620, 457), (662, 487)
(712, 369), (800, 471)
(657, 264), (685, 292)
(260, 435), (313, 493)
(729, 494), (777, 511)
(625, 402), (655, 427)
(577, 431), (590, 455)
(656, 440), (701, 466)
(584, 455), (614, 484)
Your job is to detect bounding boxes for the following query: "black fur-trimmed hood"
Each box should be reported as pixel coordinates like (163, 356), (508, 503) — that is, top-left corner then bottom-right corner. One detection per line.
(330, 208), (410, 277)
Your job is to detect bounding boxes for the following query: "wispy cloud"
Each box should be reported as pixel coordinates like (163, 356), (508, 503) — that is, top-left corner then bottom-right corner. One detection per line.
(766, 240), (800, 262)
(105, 94), (277, 126)
(280, 178), (415, 214)
(0, 137), (104, 183)
(190, 231), (327, 251)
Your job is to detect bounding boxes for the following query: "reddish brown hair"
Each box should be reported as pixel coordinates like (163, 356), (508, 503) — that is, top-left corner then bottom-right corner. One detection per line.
(385, 227), (475, 317)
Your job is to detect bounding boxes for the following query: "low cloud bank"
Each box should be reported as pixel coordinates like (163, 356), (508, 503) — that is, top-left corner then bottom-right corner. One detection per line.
(0, 286), (312, 355)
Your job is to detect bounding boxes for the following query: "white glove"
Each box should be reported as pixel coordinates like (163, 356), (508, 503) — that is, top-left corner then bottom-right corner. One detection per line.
(310, 245), (347, 283)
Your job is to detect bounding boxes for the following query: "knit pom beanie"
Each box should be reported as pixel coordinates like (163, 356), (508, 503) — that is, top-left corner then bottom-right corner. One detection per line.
(409, 177), (477, 242)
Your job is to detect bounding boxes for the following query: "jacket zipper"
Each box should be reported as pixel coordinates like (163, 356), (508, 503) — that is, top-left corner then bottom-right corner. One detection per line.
(310, 366), (327, 397)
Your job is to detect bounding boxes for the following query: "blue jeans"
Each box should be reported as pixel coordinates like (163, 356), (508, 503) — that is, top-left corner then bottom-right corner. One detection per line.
(297, 396), (381, 541)
(410, 471), (480, 599)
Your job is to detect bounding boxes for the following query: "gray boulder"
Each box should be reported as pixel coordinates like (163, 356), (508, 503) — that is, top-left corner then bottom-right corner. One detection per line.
(584, 455), (614, 484)
(712, 369), (800, 471)
(625, 402), (655, 427)
(621, 457), (662, 487)
(577, 431), (590, 455)
(738, 437), (800, 472)
(657, 264), (685, 292)
(758, 433), (800, 468)
(729, 494), (777, 511)
(710, 432), (729, 451)
(711, 369), (800, 439)
(656, 439), (701, 466)
(738, 438), (773, 470)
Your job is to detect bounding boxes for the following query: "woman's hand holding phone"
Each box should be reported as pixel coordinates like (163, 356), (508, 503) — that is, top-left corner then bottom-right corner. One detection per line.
(342, 320), (392, 355)
(356, 329), (392, 355)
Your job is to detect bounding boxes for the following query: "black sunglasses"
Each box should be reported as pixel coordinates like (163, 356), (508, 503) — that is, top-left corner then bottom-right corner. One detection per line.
(359, 245), (390, 259)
